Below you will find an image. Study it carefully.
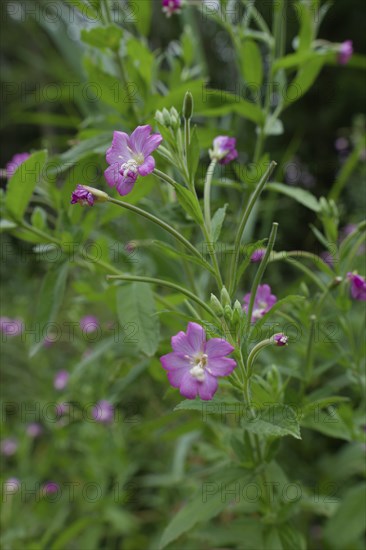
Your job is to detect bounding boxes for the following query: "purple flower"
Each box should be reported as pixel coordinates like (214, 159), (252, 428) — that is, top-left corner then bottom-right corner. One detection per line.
(6, 152), (30, 179)
(80, 315), (99, 333)
(54, 370), (69, 391)
(104, 126), (163, 196)
(347, 272), (366, 301)
(93, 400), (114, 423)
(209, 136), (238, 165)
(273, 333), (288, 347)
(71, 184), (95, 206)
(0, 317), (23, 336)
(42, 482), (60, 495)
(0, 438), (18, 456)
(160, 322), (236, 401)
(3, 478), (20, 494)
(250, 248), (266, 262)
(162, 0), (182, 17)
(243, 284), (277, 323)
(55, 402), (69, 417)
(26, 423), (43, 438)
(338, 40), (353, 65)
(320, 251), (336, 268)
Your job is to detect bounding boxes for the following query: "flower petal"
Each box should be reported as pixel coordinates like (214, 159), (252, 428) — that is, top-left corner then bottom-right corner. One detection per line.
(171, 331), (194, 354)
(129, 125), (152, 155)
(116, 177), (136, 196)
(104, 165), (122, 188)
(106, 131), (130, 165)
(205, 338), (234, 358)
(160, 352), (189, 371)
(141, 134), (163, 157)
(138, 156), (155, 176)
(186, 322), (206, 353)
(207, 357), (236, 377)
(179, 371), (199, 399)
(197, 373), (218, 400)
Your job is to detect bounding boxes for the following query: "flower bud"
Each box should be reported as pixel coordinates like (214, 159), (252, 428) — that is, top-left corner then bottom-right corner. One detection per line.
(170, 107), (180, 129)
(272, 333), (288, 347)
(155, 110), (165, 125)
(232, 300), (242, 327)
(223, 304), (232, 321)
(220, 286), (231, 307)
(210, 294), (224, 316)
(162, 108), (171, 126)
(183, 91), (193, 119)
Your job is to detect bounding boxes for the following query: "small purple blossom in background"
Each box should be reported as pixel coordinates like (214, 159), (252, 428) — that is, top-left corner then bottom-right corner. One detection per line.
(93, 400), (114, 423)
(160, 322), (236, 401)
(0, 438), (18, 456)
(43, 334), (56, 348)
(0, 317), (24, 336)
(273, 334), (288, 347)
(251, 248), (266, 262)
(80, 315), (99, 333)
(104, 125), (162, 196)
(209, 136), (238, 165)
(162, 0), (182, 17)
(6, 152), (30, 179)
(55, 403), (69, 417)
(26, 423), (43, 438)
(3, 478), (20, 494)
(54, 370), (69, 390)
(71, 184), (95, 206)
(338, 40), (353, 65)
(320, 251), (336, 268)
(42, 482), (60, 495)
(347, 272), (366, 301)
(243, 284), (277, 322)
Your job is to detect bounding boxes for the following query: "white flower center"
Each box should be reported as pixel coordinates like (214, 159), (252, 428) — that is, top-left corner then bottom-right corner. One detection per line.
(189, 353), (208, 381)
(120, 159), (138, 178)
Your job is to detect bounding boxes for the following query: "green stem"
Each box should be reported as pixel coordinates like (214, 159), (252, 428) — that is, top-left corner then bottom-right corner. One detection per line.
(246, 223), (278, 334)
(229, 161), (276, 294)
(107, 196), (212, 274)
(106, 274), (217, 319)
(203, 159), (217, 233)
(20, 221), (61, 245)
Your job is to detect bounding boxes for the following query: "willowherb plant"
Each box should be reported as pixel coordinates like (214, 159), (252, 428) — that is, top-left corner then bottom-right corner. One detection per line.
(1, 1), (365, 548)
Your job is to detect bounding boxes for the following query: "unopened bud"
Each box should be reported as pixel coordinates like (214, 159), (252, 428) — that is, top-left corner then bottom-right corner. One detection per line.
(272, 333), (288, 347)
(223, 304), (233, 321)
(162, 108), (171, 126)
(155, 110), (165, 125)
(210, 294), (224, 316)
(220, 286), (231, 307)
(183, 91), (193, 119)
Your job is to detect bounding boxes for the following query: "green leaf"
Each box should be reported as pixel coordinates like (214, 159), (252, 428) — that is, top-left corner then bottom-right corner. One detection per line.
(65, 0), (98, 20)
(0, 219), (17, 231)
(174, 396), (241, 414)
(31, 206), (47, 231)
(195, 89), (264, 124)
(240, 39), (263, 88)
(152, 241), (209, 271)
(324, 484), (366, 549)
(242, 404), (301, 440)
(5, 150), (47, 221)
(174, 185), (204, 225)
(211, 204), (227, 242)
(81, 25), (123, 51)
(285, 57), (325, 106)
(126, 38), (154, 88)
(267, 183), (320, 211)
(159, 467), (252, 549)
(116, 283), (160, 356)
(30, 263), (69, 357)
(301, 408), (353, 441)
(296, 1), (314, 53)
(83, 58), (129, 114)
(133, 0), (152, 36)
(263, 118), (284, 136)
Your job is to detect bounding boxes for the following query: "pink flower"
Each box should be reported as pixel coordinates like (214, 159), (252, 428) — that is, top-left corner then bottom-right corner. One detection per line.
(0, 438), (18, 456)
(104, 125), (162, 196)
(347, 272), (366, 301)
(209, 136), (238, 165)
(160, 322), (236, 401)
(162, 0), (182, 17)
(0, 317), (23, 336)
(338, 40), (353, 65)
(26, 423), (43, 437)
(71, 184), (95, 206)
(80, 315), (99, 333)
(42, 482), (60, 495)
(92, 400), (114, 423)
(243, 284), (277, 322)
(55, 402), (69, 417)
(54, 370), (69, 390)
(250, 248), (266, 262)
(273, 334), (288, 347)
(6, 152), (30, 179)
